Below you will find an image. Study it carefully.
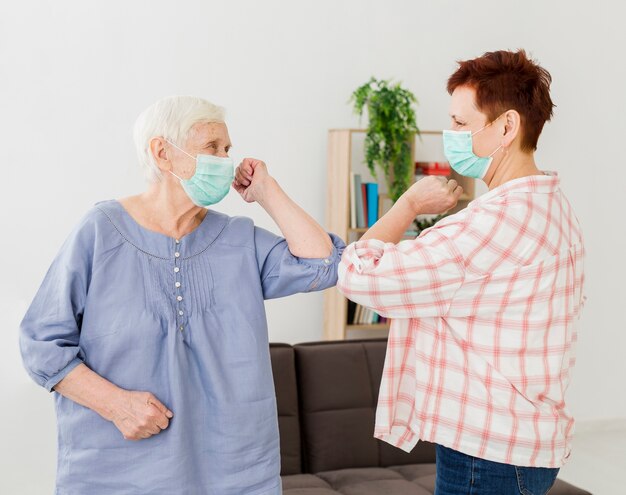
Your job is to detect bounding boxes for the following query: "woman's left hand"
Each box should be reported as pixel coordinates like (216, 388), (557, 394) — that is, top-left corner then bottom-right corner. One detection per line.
(232, 158), (274, 203)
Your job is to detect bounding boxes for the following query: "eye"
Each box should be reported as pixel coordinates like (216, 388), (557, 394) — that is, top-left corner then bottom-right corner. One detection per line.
(450, 117), (465, 129)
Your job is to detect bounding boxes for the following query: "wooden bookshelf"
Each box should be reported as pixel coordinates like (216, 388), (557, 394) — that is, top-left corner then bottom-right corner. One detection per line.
(323, 128), (476, 340)
(346, 323), (391, 331)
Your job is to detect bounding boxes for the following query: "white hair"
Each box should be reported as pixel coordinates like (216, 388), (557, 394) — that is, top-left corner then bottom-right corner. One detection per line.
(133, 95), (226, 182)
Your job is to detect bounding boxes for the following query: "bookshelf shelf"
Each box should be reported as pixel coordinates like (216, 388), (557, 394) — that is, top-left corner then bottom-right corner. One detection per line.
(323, 128), (476, 340)
(346, 323), (391, 331)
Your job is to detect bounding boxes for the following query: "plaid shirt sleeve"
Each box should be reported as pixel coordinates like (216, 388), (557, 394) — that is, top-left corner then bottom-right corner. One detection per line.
(337, 226), (466, 319)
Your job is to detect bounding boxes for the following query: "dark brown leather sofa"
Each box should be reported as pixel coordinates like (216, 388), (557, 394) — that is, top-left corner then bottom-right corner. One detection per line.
(269, 338), (591, 495)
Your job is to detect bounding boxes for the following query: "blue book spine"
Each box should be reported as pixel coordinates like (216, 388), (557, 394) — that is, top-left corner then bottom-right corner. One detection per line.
(354, 174), (365, 228)
(366, 183), (379, 228)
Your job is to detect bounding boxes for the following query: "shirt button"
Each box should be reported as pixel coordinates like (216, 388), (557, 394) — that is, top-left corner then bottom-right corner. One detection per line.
(174, 252), (180, 258)
(179, 325), (184, 331)
(174, 267), (180, 273)
(324, 258), (331, 265)
(175, 239), (180, 244)
(177, 295), (183, 302)
(175, 282), (181, 288)
(178, 310), (184, 316)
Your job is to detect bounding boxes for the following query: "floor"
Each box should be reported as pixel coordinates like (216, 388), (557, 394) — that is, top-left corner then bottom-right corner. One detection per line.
(558, 420), (626, 494)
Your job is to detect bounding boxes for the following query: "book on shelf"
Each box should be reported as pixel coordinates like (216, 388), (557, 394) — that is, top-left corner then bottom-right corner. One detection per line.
(360, 306), (368, 324)
(347, 301), (388, 326)
(361, 183), (368, 227)
(378, 193), (393, 220)
(352, 302), (361, 324)
(366, 183), (379, 228)
(349, 173), (357, 229)
(353, 174), (365, 228)
(416, 161), (451, 176)
(350, 177), (424, 243)
(347, 299), (357, 324)
(363, 307), (371, 324)
(351, 174), (381, 230)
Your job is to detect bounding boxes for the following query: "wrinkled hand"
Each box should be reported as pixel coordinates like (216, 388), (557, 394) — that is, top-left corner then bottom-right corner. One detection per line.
(110, 390), (173, 441)
(232, 158), (273, 203)
(401, 176), (463, 215)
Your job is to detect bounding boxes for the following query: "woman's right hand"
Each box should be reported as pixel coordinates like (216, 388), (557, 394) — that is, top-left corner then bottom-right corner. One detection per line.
(232, 158), (273, 204)
(401, 176), (463, 215)
(110, 390), (173, 441)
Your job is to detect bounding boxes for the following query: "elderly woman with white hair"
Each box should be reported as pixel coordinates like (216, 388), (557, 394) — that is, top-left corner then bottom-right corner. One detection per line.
(20, 95), (344, 494)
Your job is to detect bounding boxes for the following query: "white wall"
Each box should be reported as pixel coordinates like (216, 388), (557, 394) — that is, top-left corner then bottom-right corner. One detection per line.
(1, 1), (624, 492)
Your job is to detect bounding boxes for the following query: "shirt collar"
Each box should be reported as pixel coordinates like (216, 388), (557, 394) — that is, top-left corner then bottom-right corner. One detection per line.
(95, 200), (229, 260)
(472, 171), (560, 206)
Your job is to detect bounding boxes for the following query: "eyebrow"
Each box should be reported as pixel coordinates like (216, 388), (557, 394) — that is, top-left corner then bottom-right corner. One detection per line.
(204, 140), (232, 148)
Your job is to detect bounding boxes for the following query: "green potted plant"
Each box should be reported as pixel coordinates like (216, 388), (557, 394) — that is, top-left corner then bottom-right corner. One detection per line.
(351, 77), (420, 202)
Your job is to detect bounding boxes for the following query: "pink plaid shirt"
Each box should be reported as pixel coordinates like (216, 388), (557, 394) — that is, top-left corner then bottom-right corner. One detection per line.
(337, 173), (585, 468)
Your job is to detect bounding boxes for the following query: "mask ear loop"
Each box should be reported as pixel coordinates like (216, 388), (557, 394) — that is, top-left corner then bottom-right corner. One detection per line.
(471, 122), (490, 137)
(169, 170), (184, 181)
(487, 113), (509, 157)
(471, 112), (508, 136)
(488, 144), (503, 157)
(165, 138), (196, 181)
(472, 112), (507, 157)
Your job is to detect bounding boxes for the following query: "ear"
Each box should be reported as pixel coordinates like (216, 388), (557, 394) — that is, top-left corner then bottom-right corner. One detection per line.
(501, 110), (521, 148)
(149, 137), (172, 173)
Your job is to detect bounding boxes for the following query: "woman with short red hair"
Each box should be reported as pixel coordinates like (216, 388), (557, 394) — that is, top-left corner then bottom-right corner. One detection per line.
(338, 50), (585, 494)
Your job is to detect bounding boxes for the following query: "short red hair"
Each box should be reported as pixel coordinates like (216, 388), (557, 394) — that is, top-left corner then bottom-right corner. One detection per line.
(447, 50), (555, 152)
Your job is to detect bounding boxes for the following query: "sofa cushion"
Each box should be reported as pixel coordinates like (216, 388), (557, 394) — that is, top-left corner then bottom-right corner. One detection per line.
(289, 465), (591, 495)
(282, 473), (341, 494)
(270, 343), (302, 475)
(316, 467), (433, 495)
(387, 464), (437, 492)
(388, 463), (592, 495)
(548, 479), (593, 495)
(294, 340), (436, 473)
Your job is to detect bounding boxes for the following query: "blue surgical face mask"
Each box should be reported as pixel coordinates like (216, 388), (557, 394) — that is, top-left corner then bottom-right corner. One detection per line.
(442, 117), (503, 179)
(166, 140), (234, 207)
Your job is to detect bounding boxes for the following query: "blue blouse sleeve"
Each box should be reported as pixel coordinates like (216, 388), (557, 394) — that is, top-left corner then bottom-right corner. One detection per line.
(254, 227), (346, 300)
(19, 213), (97, 392)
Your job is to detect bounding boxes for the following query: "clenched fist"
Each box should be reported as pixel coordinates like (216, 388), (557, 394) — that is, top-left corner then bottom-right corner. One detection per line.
(109, 390), (173, 441)
(401, 176), (463, 215)
(232, 158), (273, 203)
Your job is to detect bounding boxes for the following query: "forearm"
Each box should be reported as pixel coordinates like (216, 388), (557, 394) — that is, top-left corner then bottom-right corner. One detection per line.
(257, 178), (333, 258)
(53, 363), (124, 421)
(361, 197), (417, 243)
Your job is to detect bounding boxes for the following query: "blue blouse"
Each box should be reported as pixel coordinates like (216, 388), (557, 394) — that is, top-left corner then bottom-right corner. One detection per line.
(20, 200), (345, 495)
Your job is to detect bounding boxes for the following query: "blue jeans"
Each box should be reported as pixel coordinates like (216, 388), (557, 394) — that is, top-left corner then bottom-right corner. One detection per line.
(435, 445), (560, 495)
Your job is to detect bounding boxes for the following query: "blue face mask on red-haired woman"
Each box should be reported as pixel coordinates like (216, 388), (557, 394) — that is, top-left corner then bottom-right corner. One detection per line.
(443, 115), (504, 179)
